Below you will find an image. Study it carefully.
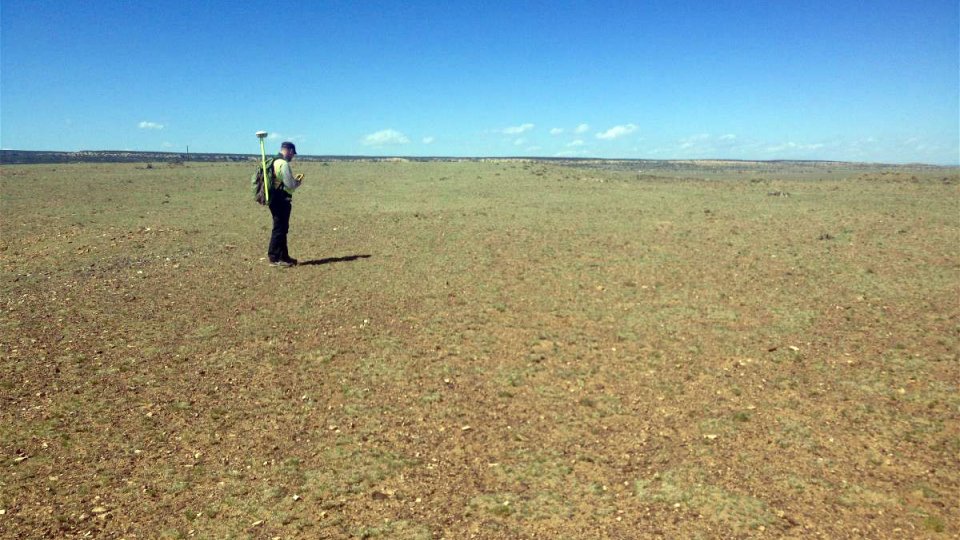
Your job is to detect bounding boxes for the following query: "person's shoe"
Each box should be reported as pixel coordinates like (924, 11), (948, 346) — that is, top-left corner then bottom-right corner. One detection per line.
(269, 259), (294, 268)
(281, 257), (298, 266)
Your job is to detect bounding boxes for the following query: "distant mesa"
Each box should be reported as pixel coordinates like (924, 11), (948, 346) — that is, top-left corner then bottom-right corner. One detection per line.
(1, 150), (458, 165)
(1, 150), (253, 165)
(0, 149), (951, 170)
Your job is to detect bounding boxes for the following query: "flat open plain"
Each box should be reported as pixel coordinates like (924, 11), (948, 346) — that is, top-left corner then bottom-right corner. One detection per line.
(1, 160), (957, 538)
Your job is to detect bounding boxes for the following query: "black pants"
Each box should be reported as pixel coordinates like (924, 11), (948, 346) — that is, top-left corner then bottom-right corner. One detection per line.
(267, 189), (292, 261)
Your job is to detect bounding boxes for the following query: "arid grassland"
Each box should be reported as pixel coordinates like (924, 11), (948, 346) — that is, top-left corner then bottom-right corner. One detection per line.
(1, 161), (957, 538)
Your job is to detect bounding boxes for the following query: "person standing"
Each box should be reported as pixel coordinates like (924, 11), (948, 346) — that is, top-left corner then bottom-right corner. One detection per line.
(267, 141), (302, 267)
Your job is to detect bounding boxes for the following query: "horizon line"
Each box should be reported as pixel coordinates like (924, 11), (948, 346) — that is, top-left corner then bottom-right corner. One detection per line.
(2, 149), (957, 168)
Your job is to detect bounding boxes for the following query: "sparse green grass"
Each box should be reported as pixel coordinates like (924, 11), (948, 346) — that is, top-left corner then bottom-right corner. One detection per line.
(923, 514), (947, 533)
(1, 160), (957, 537)
(635, 468), (775, 530)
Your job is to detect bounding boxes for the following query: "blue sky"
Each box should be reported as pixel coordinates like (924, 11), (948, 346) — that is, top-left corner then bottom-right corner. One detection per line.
(2, 1), (957, 164)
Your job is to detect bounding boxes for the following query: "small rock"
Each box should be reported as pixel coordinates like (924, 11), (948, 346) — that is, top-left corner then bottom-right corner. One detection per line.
(91, 506), (108, 514)
(251, 519), (264, 527)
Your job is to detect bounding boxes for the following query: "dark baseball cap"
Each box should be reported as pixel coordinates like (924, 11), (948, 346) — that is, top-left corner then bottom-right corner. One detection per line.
(281, 141), (297, 154)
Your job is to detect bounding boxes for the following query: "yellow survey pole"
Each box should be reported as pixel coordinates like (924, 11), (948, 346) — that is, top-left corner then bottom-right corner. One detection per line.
(257, 131), (270, 203)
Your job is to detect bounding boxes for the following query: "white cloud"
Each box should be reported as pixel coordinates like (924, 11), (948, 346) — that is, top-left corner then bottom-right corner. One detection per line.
(423, 136), (435, 144)
(596, 124), (637, 140)
(502, 123), (534, 135)
(138, 121), (164, 130)
(363, 129), (410, 146)
(550, 128), (564, 135)
(567, 140), (585, 147)
(162, 142), (173, 148)
(765, 141), (824, 153)
(574, 123), (590, 134)
(679, 133), (711, 149)
(660, 133), (764, 158)
(267, 133), (304, 143)
(514, 138), (527, 146)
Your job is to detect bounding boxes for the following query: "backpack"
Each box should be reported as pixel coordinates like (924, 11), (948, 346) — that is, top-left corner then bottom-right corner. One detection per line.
(251, 155), (279, 205)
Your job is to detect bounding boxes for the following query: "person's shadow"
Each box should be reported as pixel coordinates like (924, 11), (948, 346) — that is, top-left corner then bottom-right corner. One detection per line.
(300, 254), (372, 266)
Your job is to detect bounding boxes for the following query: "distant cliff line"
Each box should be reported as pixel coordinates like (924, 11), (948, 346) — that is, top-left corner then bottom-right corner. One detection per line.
(1, 149), (950, 170)
(0, 150), (575, 165)
(0, 150), (382, 165)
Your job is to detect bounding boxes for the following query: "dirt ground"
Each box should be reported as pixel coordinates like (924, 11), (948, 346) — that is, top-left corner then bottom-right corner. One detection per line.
(1, 160), (958, 538)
